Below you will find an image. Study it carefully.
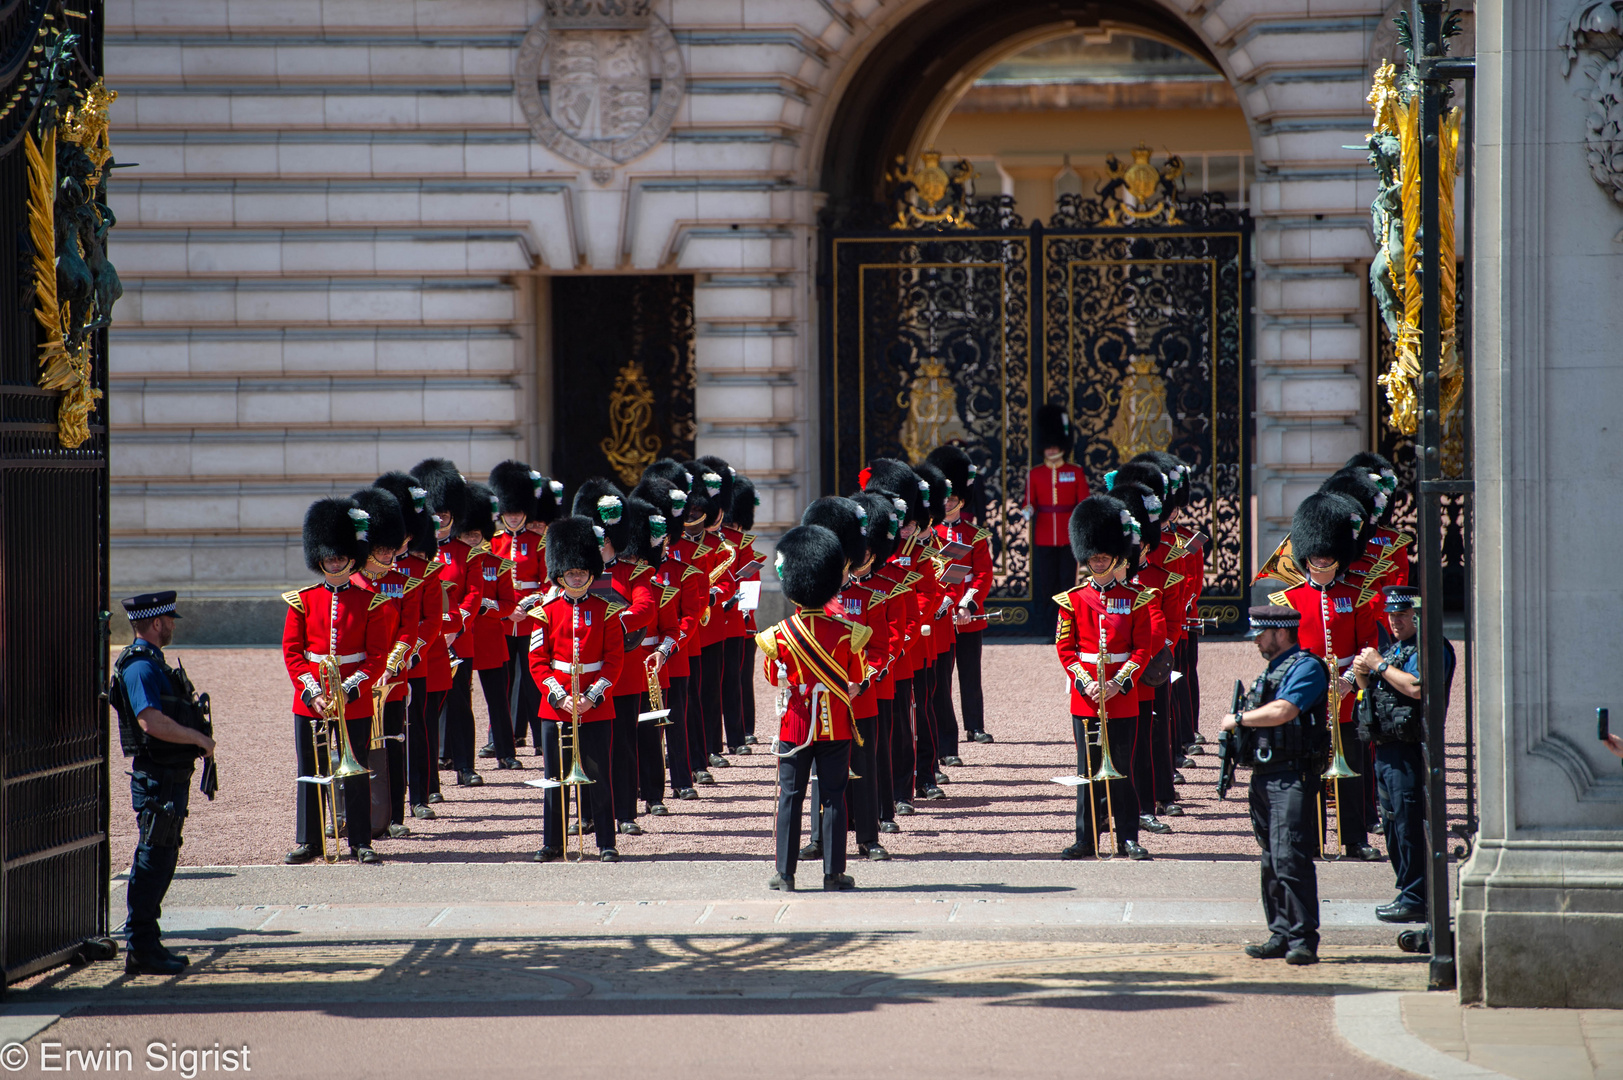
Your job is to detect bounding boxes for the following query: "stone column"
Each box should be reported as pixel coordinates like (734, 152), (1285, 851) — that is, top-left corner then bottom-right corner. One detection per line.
(1457, 0), (1623, 1008)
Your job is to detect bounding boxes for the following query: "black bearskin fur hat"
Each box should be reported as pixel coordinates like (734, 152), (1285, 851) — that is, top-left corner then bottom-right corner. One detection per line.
(1290, 491), (1366, 571)
(1344, 451), (1398, 494)
(684, 460), (728, 527)
(800, 496), (867, 572)
(573, 476), (629, 555)
(731, 474), (758, 531)
(375, 470), (437, 558)
(545, 516), (606, 581)
(1133, 450), (1192, 512)
(642, 458), (693, 493)
(303, 496), (370, 575)
(632, 478), (687, 526)
(460, 482), (498, 541)
(1105, 460), (1166, 501)
(914, 461), (949, 527)
(696, 456), (737, 524)
(350, 487), (407, 558)
(1069, 494), (1137, 566)
(850, 491), (898, 567)
(489, 460), (539, 520)
(410, 458), (468, 527)
(621, 495), (667, 571)
(862, 458), (926, 527)
(1111, 481), (1163, 564)
(1035, 404), (1073, 458)
(533, 474), (566, 524)
(775, 525), (846, 610)
(1320, 468), (1387, 537)
(925, 444), (975, 506)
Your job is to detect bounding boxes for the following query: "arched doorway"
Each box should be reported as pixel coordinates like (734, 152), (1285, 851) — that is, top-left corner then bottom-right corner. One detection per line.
(816, 2), (1256, 633)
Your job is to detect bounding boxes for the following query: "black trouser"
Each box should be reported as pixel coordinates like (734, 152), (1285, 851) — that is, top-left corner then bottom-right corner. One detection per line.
(1250, 767), (1320, 951)
(1172, 636), (1197, 748)
(294, 712), (372, 850)
(876, 697), (895, 822)
(383, 696), (406, 825)
(1374, 741), (1427, 907)
(741, 636), (758, 737)
(478, 664), (514, 759)
(890, 678), (915, 803)
(1185, 635), (1201, 739)
(406, 678), (445, 807)
(1129, 700), (1154, 812)
(697, 641), (726, 757)
(611, 693), (640, 823)
(1362, 732), (1380, 830)
(1071, 713), (1139, 849)
(666, 674), (695, 790)
(1325, 722), (1369, 852)
(506, 635), (542, 748)
(955, 630), (985, 735)
(541, 718), (616, 853)
(721, 635), (747, 750)
(443, 661), (476, 771)
(1033, 544), (1076, 634)
(1152, 682), (1176, 806)
(933, 645), (958, 759)
(684, 665), (708, 768)
(637, 688), (670, 806)
(776, 738), (850, 879)
(127, 759), (193, 956)
(809, 713), (878, 847)
(914, 661), (939, 792)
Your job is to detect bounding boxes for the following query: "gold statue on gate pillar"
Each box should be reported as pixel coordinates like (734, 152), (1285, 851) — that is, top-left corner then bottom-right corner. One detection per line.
(1100, 144), (1184, 226)
(1106, 355), (1174, 461)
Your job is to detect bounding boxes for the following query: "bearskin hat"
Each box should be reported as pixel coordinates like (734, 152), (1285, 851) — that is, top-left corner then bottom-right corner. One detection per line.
(684, 459), (729, 526)
(775, 524), (846, 610)
(1104, 460), (1166, 501)
(1069, 494), (1137, 566)
(460, 482), (499, 541)
(1289, 491), (1366, 571)
(732, 474), (758, 531)
(1320, 467), (1387, 537)
(1111, 480), (1163, 562)
(303, 496), (370, 575)
(1133, 450), (1192, 511)
(697, 456), (737, 524)
(915, 461), (950, 527)
(545, 516), (605, 581)
(1035, 404), (1073, 457)
(1344, 451), (1398, 495)
(350, 487), (407, 557)
(850, 491), (899, 567)
(621, 495), (667, 571)
(410, 458), (468, 526)
(925, 444), (976, 504)
(862, 458), (926, 527)
(488, 460), (539, 520)
(374, 470), (437, 558)
(573, 476), (629, 554)
(642, 458), (693, 493)
(800, 496), (866, 571)
(632, 477), (688, 526)
(533, 474), (567, 524)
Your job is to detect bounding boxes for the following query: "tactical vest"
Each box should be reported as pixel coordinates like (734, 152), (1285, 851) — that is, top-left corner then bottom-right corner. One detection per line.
(1239, 649), (1327, 771)
(1358, 640), (1424, 745)
(110, 644), (207, 767)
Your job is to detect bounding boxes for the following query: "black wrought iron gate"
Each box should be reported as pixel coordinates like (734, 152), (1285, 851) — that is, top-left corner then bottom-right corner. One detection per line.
(823, 194), (1253, 634)
(0, 1), (113, 985)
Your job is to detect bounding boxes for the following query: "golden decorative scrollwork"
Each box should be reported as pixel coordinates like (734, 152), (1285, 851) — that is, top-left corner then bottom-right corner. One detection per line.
(600, 360), (661, 487)
(898, 357), (969, 464)
(1105, 355), (1175, 461)
(886, 150), (976, 230)
(1101, 144), (1184, 226)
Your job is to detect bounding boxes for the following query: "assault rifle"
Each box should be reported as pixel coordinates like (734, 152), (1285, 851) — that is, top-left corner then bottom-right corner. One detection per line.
(1216, 679), (1245, 800)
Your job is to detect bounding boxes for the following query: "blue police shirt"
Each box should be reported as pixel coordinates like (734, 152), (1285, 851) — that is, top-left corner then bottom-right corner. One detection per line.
(1267, 644), (1328, 715)
(1389, 634), (1456, 708)
(122, 640), (171, 718)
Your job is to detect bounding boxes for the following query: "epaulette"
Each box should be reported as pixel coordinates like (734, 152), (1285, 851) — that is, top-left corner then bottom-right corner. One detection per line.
(368, 591), (393, 611)
(1268, 589), (1290, 607)
(1163, 570), (1185, 589)
(660, 584), (680, 606)
(1053, 591), (1074, 612)
(282, 589), (306, 613)
(741, 533), (757, 547)
(470, 541), (493, 558)
(498, 558), (516, 574)
(681, 565), (704, 581)
(692, 540), (713, 558)
(973, 527), (992, 544)
(756, 628), (780, 662)
(1389, 531), (1414, 549)
(1132, 586), (1160, 611)
(849, 622), (873, 654)
(630, 561), (652, 580)
(402, 575), (425, 594)
(605, 600), (627, 620)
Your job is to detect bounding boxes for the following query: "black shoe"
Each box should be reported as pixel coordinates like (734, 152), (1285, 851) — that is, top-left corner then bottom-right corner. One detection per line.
(514, 735), (527, 748)
(800, 842), (823, 860)
(534, 846), (563, 863)
(1158, 802), (1185, 817)
(283, 844), (317, 865)
(427, 792), (444, 804)
(1373, 821), (1386, 836)
(894, 801), (915, 815)
(971, 731), (994, 743)
(648, 803), (669, 816)
(1176, 756), (1197, 769)
(768, 872), (795, 892)
(744, 734), (759, 745)
(1184, 744), (1204, 756)
(412, 804), (436, 820)
(159, 945), (192, 968)
(1349, 843), (1384, 862)
(730, 745), (751, 756)
(676, 787), (699, 800)
(1061, 843), (1095, 859)
(708, 754), (730, 769)
(617, 821), (644, 836)
(859, 844), (891, 861)
(1285, 947), (1319, 966)
(1191, 732), (1207, 745)
(569, 820), (596, 836)
(125, 950), (186, 976)
(1139, 814), (1173, 834)
(437, 757), (453, 770)
(921, 786), (945, 800)
(940, 756), (963, 767)
(934, 770), (950, 785)
(600, 849), (620, 863)
(497, 757), (524, 770)
(478, 743), (498, 759)
(823, 873), (855, 891)
(457, 770), (484, 787)
(1376, 901), (1427, 924)
(1172, 770), (1187, 785)
(693, 770), (716, 785)
(352, 847), (381, 864)
(1121, 840), (1152, 860)
(386, 823), (411, 838)
(1244, 935), (1289, 959)
(878, 820), (900, 834)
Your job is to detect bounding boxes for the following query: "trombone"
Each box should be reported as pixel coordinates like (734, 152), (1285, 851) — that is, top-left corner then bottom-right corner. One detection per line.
(559, 603), (594, 861)
(369, 642), (411, 751)
(1089, 613), (1126, 860)
(298, 654), (371, 864)
(1317, 615), (1360, 860)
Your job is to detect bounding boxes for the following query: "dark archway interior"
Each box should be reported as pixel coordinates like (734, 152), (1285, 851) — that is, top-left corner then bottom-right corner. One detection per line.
(819, 0), (1221, 212)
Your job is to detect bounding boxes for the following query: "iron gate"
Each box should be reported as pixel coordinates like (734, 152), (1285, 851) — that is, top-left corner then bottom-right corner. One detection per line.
(823, 192), (1252, 633)
(1, 0), (113, 984)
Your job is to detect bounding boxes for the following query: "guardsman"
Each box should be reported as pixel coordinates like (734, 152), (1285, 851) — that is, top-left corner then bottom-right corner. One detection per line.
(635, 475), (706, 806)
(374, 471), (444, 820)
(690, 457), (740, 772)
(1133, 450), (1206, 762)
(516, 474), (568, 752)
(852, 492), (904, 846)
(713, 465), (759, 756)
(1025, 404), (1089, 632)
(1278, 492), (1384, 862)
(616, 495), (671, 827)
(1055, 495), (1156, 860)
(283, 497), (397, 865)
(760, 524), (873, 892)
(1352, 585), (1455, 924)
(914, 461), (957, 783)
(409, 458), (468, 804)
(528, 516), (627, 862)
(109, 590), (215, 975)
(928, 444), (996, 752)
(1221, 605), (1330, 966)
(347, 486), (414, 841)
(462, 483), (519, 771)
(1344, 451), (1411, 591)
(487, 461), (544, 760)
(732, 476), (764, 748)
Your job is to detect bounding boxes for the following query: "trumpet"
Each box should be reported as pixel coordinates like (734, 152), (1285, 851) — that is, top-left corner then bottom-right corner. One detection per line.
(1089, 612), (1126, 860)
(369, 642), (411, 750)
(560, 603), (594, 862)
(298, 654), (371, 864)
(1317, 605), (1360, 861)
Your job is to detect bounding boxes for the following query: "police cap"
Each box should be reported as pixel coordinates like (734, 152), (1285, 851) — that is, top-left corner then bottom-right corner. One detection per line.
(121, 590), (180, 621)
(1383, 585), (1422, 612)
(1245, 604), (1299, 639)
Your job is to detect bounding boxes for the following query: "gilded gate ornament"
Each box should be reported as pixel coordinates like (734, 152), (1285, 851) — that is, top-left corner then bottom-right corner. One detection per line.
(886, 151), (977, 230)
(1105, 355), (1175, 461)
(898, 357), (970, 464)
(600, 360), (661, 487)
(1100, 145), (1184, 226)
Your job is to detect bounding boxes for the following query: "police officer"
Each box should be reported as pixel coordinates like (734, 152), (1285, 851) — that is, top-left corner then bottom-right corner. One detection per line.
(1221, 605), (1328, 966)
(1351, 585), (1455, 924)
(110, 591), (216, 975)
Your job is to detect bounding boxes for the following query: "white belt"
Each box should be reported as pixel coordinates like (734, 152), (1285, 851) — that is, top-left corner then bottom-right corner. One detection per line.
(640, 635), (661, 647)
(552, 660), (604, 674)
(516, 580), (540, 590)
(1079, 650), (1131, 663)
(306, 650), (365, 665)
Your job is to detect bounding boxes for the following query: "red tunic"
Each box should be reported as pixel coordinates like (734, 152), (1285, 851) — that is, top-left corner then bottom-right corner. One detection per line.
(695, 528), (739, 648)
(396, 552), (446, 689)
(434, 538), (482, 662)
(492, 526), (545, 638)
(467, 542), (514, 671)
(935, 517), (995, 632)
(528, 591), (627, 723)
(1054, 580), (1157, 719)
(1025, 461), (1089, 547)
(826, 578), (890, 718)
(660, 535), (710, 678)
(609, 559), (660, 697)
(282, 581), (398, 720)
(709, 525), (756, 641)
(758, 611), (870, 744)
(920, 537), (956, 658)
(1137, 540), (1188, 650)
(349, 562), (421, 703)
(868, 562), (917, 689)
(1348, 526), (1412, 608)
(1281, 577), (1380, 726)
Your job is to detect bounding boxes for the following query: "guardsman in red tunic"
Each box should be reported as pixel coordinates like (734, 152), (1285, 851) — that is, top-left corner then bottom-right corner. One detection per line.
(348, 487), (415, 842)
(1325, 464), (1412, 608)
(528, 516), (626, 862)
(711, 464), (759, 756)
(730, 476), (764, 747)
(761, 525), (873, 892)
(1054, 495), (1158, 860)
(635, 473), (706, 804)
(410, 459), (469, 805)
(1278, 492), (1384, 862)
(668, 463), (725, 783)
(1025, 404), (1090, 633)
(613, 494), (674, 821)
(1344, 451), (1411, 591)
(928, 444), (997, 751)
(282, 497), (398, 865)
(375, 471), (444, 821)
(462, 483), (519, 771)
(689, 457), (740, 771)
(856, 491), (910, 833)
(913, 461), (957, 788)
(488, 461), (546, 758)
(1133, 451), (1207, 763)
